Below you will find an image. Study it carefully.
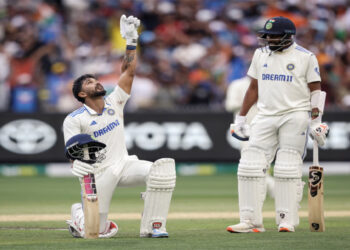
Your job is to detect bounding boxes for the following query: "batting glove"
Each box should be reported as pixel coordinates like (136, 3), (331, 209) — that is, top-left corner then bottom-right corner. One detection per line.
(309, 122), (329, 147)
(120, 14), (140, 46)
(71, 160), (95, 178)
(230, 115), (250, 141)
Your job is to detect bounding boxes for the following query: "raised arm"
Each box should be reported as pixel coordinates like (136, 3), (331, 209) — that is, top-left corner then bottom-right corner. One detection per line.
(118, 48), (137, 94)
(118, 15), (140, 94)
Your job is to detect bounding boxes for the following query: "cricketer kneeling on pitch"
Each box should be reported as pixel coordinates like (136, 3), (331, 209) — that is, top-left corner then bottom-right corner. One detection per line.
(63, 15), (176, 239)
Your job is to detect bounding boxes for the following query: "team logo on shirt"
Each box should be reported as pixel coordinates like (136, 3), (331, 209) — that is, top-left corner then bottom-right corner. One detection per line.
(262, 73), (293, 82)
(93, 119), (120, 138)
(107, 109), (115, 116)
(286, 63), (295, 70)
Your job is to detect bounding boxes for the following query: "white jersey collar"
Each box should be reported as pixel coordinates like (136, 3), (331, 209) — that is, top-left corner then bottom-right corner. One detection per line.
(84, 100), (111, 116)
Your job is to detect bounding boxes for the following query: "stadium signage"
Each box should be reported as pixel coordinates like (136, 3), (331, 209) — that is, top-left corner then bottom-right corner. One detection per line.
(125, 121), (350, 151)
(0, 119), (57, 154)
(0, 111), (349, 163)
(125, 122), (213, 151)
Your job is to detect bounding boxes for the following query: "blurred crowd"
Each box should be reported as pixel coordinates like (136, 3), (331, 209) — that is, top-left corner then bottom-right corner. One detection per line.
(1, 0), (350, 113)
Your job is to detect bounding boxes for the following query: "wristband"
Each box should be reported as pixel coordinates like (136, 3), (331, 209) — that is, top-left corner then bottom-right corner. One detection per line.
(126, 45), (136, 50)
(235, 115), (246, 124)
(311, 110), (320, 118)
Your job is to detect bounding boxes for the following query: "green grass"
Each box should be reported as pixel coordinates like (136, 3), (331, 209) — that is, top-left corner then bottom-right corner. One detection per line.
(0, 219), (349, 250)
(1, 175), (349, 214)
(0, 175), (349, 249)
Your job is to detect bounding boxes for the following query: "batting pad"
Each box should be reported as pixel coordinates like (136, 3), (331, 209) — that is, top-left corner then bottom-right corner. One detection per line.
(140, 158), (176, 236)
(238, 147), (268, 177)
(237, 147), (268, 225)
(274, 149), (303, 178)
(274, 149), (304, 226)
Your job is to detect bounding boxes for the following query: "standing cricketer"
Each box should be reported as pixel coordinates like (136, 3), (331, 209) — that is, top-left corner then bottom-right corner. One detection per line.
(225, 76), (275, 198)
(63, 15), (176, 238)
(226, 16), (329, 233)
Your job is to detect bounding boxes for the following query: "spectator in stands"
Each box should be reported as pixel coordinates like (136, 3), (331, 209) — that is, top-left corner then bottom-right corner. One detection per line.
(1, 0), (350, 112)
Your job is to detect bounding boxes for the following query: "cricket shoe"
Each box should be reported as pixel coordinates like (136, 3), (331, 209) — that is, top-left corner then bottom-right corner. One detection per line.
(67, 203), (118, 238)
(226, 222), (265, 233)
(278, 223), (295, 232)
(67, 203), (85, 238)
(99, 221), (118, 238)
(68, 220), (118, 238)
(140, 229), (169, 238)
(151, 229), (168, 238)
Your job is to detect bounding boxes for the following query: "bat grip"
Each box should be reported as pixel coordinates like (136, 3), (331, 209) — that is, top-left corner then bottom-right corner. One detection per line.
(313, 140), (319, 166)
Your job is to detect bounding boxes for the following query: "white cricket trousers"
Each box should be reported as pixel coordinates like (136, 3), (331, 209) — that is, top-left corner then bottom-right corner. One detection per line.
(94, 155), (152, 213)
(248, 111), (309, 162)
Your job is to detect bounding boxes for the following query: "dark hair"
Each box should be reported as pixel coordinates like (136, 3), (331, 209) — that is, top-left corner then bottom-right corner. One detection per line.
(72, 74), (96, 103)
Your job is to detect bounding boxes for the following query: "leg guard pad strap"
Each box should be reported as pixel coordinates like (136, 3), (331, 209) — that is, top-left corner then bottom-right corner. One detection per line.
(238, 147), (268, 177)
(274, 149), (303, 178)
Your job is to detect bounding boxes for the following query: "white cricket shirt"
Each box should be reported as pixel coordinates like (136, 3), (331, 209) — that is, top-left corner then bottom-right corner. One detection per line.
(247, 42), (321, 116)
(63, 86), (130, 168)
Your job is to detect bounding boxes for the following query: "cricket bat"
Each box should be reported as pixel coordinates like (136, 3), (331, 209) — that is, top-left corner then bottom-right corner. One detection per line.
(308, 140), (325, 232)
(82, 147), (100, 239)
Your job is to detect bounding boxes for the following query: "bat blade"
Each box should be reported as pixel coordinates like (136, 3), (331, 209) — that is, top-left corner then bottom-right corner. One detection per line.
(308, 165), (325, 232)
(82, 173), (99, 238)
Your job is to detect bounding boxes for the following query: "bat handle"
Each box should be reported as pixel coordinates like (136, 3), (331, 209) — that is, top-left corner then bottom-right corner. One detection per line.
(313, 139), (319, 166)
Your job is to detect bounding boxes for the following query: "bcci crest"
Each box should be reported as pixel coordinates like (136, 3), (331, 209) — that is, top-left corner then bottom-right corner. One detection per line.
(107, 109), (115, 115)
(265, 19), (275, 30)
(287, 63), (295, 70)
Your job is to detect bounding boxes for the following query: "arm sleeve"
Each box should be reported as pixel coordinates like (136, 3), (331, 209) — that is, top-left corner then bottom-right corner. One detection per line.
(106, 85), (131, 110)
(306, 54), (322, 83)
(247, 50), (259, 79)
(63, 116), (81, 144)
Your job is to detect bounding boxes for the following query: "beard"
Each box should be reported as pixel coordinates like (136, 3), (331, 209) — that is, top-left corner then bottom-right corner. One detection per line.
(268, 45), (283, 51)
(91, 83), (106, 97)
(268, 39), (292, 52)
(92, 89), (107, 97)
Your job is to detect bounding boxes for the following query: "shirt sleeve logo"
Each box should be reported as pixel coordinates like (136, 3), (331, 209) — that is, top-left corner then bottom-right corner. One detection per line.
(314, 67), (320, 76)
(286, 63), (295, 70)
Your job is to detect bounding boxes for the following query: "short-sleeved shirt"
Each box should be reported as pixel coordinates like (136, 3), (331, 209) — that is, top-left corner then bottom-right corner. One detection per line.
(63, 86), (130, 169)
(247, 43), (321, 116)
